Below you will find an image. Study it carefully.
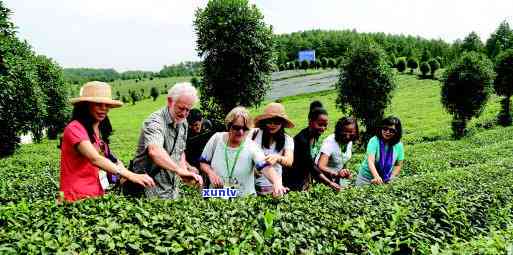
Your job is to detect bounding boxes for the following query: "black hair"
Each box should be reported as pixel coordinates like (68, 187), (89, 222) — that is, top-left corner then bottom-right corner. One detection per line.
(377, 116), (402, 146)
(334, 117), (359, 144)
(308, 101), (327, 121)
(187, 108), (203, 124)
(71, 102), (113, 144)
(257, 118), (286, 152)
(309, 100), (323, 112)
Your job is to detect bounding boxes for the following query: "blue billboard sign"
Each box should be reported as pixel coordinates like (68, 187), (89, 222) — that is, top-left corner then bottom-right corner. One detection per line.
(298, 50), (315, 62)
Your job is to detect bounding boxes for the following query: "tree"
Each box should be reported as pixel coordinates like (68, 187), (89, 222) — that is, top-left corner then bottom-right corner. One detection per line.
(0, 1), (15, 37)
(300, 60), (309, 70)
(194, 0), (274, 121)
(130, 90), (139, 105)
(441, 52), (494, 138)
(486, 20), (513, 59)
(494, 49), (513, 126)
(407, 57), (418, 73)
(150, 87), (159, 101)
(336, 41), (396, 142)
(33, 55), (70, 140)
(121, 95), (129, 103)
(314, 59), (322, 69)
(435, 56), (444, 68)
(286, 62), (294, 70)
(396, 57), (407, 73)
(320, 57), (329, 68)
(294, 60), (300, 70)
(419, 62), (430, 77)
(0, 37), (47, 156)
(190, 76), (201, 88)
(461, 31), (484, 53)
(0, 3), (48, 156)
(428, 58), (440, 78)
(327, 58), (337, 68)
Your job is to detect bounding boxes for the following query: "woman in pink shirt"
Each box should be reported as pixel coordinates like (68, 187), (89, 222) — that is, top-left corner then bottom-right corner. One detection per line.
(60, 81), (155, 202)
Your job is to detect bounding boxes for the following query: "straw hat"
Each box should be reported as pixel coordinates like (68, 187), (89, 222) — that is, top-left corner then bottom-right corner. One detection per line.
(254, 103), (295, 128)
(70, 81), (123, 108)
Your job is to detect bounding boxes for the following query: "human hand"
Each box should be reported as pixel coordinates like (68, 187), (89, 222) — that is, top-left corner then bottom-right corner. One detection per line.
(128, 173), (156, 188)
(265, 154), (282, 165)
(207, 172), (223, 188)
(371, 176), (384, 185)
(338, 169), (352, 179)
(180, 171), (203, 188)
(272, 184), (289, 198)
(330, 181), (342, 192)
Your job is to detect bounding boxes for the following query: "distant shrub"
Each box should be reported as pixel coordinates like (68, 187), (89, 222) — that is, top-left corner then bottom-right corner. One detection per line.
(396, 57), (407, 73)
(407, 57), (418, 73)
(420, 62), (430, 77)
(300, 60), (309, 70)
(150, 87), (159, 101)
(428, 58), (440, 78)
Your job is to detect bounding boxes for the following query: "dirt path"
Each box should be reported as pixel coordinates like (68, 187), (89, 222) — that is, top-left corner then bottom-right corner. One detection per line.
(267, 69), (338, 100)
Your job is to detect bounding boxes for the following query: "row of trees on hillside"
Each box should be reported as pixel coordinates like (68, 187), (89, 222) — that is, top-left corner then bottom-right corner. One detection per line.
(274, 30), (454, 68)
(395, 56), (441, 78)
(63, 62), (202, 84)
(0, 1), (69, 157)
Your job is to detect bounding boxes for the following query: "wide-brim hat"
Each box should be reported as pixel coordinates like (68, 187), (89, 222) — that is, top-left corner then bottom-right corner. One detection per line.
(70, 81), (123, 108)
(254, 102), (295, 128)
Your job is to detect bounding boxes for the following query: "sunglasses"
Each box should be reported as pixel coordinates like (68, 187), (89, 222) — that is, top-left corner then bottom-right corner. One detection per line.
(230, 125), (249, 132)
(265, 118), (283, 125)
(382, 127), (397, 134)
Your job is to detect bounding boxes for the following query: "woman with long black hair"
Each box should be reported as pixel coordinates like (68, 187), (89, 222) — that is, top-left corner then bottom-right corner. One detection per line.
(59, 81), (154, 202)
(355, 116), (404, 186)
(250, 103), (295, 195)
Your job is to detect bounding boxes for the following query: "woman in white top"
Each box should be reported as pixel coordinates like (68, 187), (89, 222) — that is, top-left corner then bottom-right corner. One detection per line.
(316, 117), (359, 188)
(199, 106), (288, 197)
(250, 103), (295, 195)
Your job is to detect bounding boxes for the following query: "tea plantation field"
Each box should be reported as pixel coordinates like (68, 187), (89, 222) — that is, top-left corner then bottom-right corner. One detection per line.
(1, 74), (513, 254)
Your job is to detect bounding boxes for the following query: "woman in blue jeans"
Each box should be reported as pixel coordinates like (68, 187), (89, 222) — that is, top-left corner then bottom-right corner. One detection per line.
(356, 116), (404, 186)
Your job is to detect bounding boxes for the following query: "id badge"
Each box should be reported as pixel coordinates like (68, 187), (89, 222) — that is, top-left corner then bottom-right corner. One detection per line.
(224, 177), (240, 189)
(99, 170), (109, 191)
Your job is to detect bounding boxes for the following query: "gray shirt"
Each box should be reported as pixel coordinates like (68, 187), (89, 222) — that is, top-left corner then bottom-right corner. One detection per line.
(132, 107), (187, 199)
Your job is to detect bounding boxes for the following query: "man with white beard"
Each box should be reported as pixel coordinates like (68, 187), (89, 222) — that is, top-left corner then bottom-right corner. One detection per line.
(125, 82), (203, 199)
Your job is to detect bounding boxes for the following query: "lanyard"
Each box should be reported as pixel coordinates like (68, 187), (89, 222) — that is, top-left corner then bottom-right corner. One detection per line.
(224, 141), (244, 179)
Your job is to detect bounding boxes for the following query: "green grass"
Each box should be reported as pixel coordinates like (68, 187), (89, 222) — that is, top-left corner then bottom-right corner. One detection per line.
(1, 72), (512, 254)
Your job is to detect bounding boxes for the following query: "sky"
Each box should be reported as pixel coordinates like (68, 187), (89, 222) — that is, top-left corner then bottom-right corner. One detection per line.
(4, 0), (513, 71)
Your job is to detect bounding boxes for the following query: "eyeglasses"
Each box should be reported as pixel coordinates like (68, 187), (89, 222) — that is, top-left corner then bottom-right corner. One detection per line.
(382, 127), (397, 134)
(230, 125), (249, 132)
